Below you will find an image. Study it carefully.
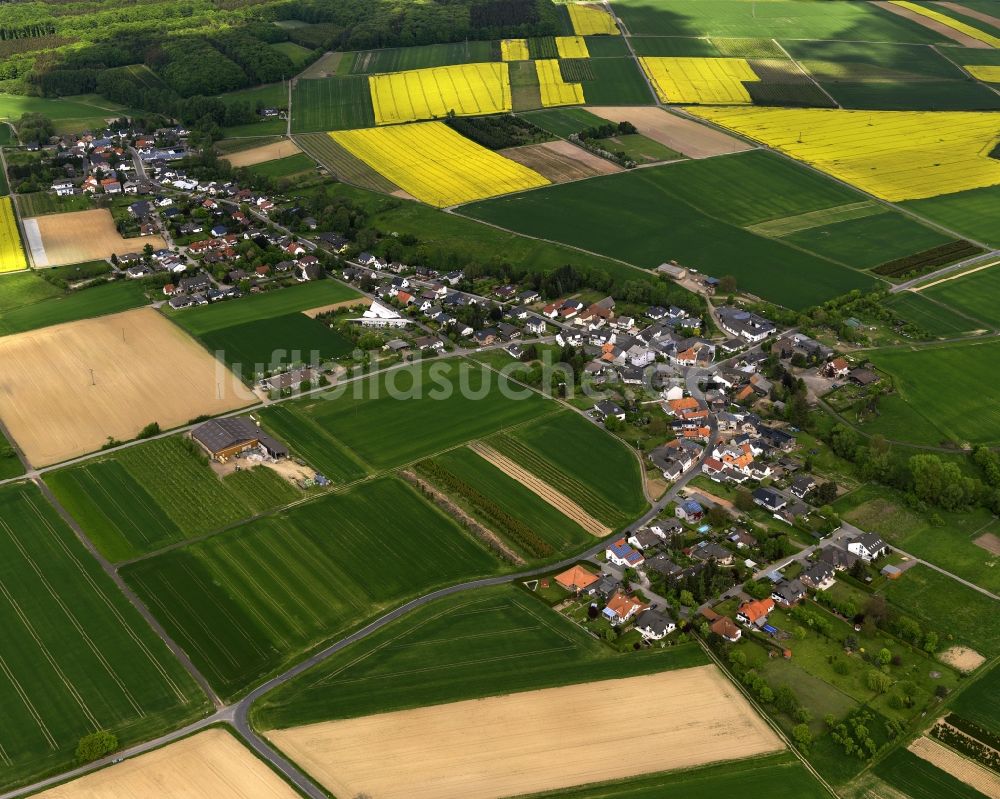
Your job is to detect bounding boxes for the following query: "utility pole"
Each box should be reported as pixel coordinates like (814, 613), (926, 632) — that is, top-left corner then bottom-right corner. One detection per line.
(90, 369), (96, 386)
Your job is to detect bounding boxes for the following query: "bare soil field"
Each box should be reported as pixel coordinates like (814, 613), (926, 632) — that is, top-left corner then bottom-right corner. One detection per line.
(937, 1), (1000, 27)
(302, 297), (370, 317)
(586, 106), (753, 158)
(502, 140), (623, 182)
(0, 307), (253, 466)
(469, 441), (610, 535)
(36, 729), (301, 799)
(939, 645), (986, 672)
(872, 1), (991, 47)
(974, 532), (1000, 556)
(222, 139), (300, 167)
(25, 210), (167, 268)
(909, 736), (1000, 798)
(268, 666), (784, 799)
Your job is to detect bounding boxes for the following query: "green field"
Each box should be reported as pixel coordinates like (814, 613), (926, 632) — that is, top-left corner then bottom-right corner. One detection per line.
(864, 339), (1000, 445)
(612, 0), (946, 42)
(16, 192), (92, 217)
(629, 36), (722, 57)
(0, 426), (23, 479)
(0, 93), (127, 133)
(564, 57), (654, 105)
(260, 360), (551, 473)
(885, 291), (987, 337)
(589, 132), (681, 163)
(254, 585), (708, 728)
(291, 76), (375, 132)
(270, 41), (314, 67)
(460, 151), (880, 308)
(47, 436), (299, 562)
(950, 661), (1000, 733)
(347, 41), (496, 73)
(123, 477), (505, 699)
(0, 279), (149, 337)
(216, 82), (289, 109)
(431, 447), (596, 555)
(198, 311), (354, 376)
(519, 107), (612, 137)
(0, 482), (208, 790)
(874, 748), (990, 799)
(246, 152), (316, 179)
(169, 280), (359, 337)
(922, 265), (1000, 328)
(488, 409), (647, 528)
(518, 754), (828, 799)
(293, 132), (401, 193)
(878, 564), (1000, 657)
(904, 187), (1000, 248)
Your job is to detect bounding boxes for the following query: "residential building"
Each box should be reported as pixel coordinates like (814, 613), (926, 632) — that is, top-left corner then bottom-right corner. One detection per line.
(634, 609), (675, 640)
(847, 533), (889, 562)
(606, 538), (645, 568)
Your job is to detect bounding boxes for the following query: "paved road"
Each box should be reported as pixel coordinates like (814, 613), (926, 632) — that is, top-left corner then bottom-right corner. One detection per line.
(888, 250), (1000, 294)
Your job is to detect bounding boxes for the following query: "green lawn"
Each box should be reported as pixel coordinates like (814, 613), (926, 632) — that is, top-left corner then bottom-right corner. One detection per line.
(864, 339), (1000, 445)
(460, 152), (879, 308)
(0, 482), (208, 791)
(46, 436), (299, 562)
(923, 264), (1000, 329)
(950, 660), (1000, 734)
(260, 360), (551, 472)
(0, 279), (149, 337)
(488, 409), (647, 528)
(245, 152), (316, 179)
(874, 748), (991, 799)
(291, 76), (375, 133)
(169, 280), (359, 337)
(885, 292), (987, 337)
(123, 477), (506, 699)
(878, 564), (1000, 657)
(904, 187), (1000, 248)
(253, 584), (708, 728)
(431, 446), (596, 555)
(346, 41), (496, 73)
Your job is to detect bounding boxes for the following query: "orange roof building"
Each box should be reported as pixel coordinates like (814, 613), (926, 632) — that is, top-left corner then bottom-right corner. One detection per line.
(603, 590), (648, 624)
(737, 597), (774, 625)
(554, 565), (599, 593)
(711, 616), (742, 642)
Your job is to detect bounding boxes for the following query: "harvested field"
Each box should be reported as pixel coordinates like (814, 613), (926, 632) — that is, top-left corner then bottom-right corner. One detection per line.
(268, 666), (783, 799)
(301, 297), (370, 317)
(36, 729), (301, 799)
(939, 646), (987, 672)
(908, 736), (1000, 798)
(585, 105), (752, 157)
(874, 1), (992, 47)
(222, 139), (299, 167)
(468, 441), (610, 535)
(501, 140), (622, 182)
(24, 210), (166, 268)
(293, 133), (401, 194)
(0, 308), (252, 466)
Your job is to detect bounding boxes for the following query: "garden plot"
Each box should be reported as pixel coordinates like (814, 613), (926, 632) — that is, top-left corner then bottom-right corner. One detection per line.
(23, 209), (166, 268)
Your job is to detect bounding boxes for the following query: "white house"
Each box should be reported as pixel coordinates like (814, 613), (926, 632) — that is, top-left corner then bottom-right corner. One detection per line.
(634, 609), (675, 640)
(847, 534), (889, 562)
(354, 300), (410, 329)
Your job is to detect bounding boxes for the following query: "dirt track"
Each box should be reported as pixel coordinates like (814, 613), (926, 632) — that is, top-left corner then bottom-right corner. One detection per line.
(268, 666), (784, 799)
(468, 442), (609, 535)
(0, 307), (253, 466)
(586, 106), (753, 158)
(909, 736), (1000, 798)
(36, 729), (301, 799)
(26, 210), (167, 268)
(223, 139), (301, 168)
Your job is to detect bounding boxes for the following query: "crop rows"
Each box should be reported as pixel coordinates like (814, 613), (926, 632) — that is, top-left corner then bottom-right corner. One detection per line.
(368, 63), (512, 125)
(501, 38), (530, 62)
(872, 240), (981, 277)
(0, 197), (27, 272)
(295, 133), (401, 193)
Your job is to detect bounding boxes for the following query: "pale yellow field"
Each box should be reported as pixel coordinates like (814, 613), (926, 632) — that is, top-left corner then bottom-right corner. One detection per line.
(24, 209), (167, 268)
(535, 58), (585, 106)
(686, 107), (1000, 201)
(330, 122), (549, 207)
(500, 38), (529, 61)
(889, 1), (1000, 47)
(222, 139), (300, 167)
(966, 64), (1000, 82)
(0, 307), (253, 466)
(0, 196), (27, 272)
(36, 730), (301, 799)
(369, 63), (511, 125)
(268, 666), (784, 799)
(568, 3), (619, 35)
(555, 35), (590, 58)
(909, 736), (1000, 798)
(640, 57), (759, 103)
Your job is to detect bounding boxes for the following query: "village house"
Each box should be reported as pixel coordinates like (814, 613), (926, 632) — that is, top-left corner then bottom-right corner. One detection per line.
(605, 538), (645, 568)
(594, 400), (626, 423)
(711, 616), (742, 642)
(716, 306), (776, 342)
(627, 528), (661, 552)
(800, 561), (836, 591)
(771, 579), (806, 608)
(554, 565), (599, 594)
(602, 590), (648, 625)
(634, 609), (675, 640)
(790, 475), (817, 499)
(354, 300), (410, 329)
(675, 499), (704, 522)
(191, 417), (288, 463)
(847, 533), (889, 562)
(753, 487), (787, 513)
(737, 597), (774, 628)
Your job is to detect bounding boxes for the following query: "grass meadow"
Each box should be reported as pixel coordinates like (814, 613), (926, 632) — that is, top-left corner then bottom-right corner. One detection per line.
(885, 292), (986, 337)
(520, 107), (611, 137)
(245, 152), (316, 179)
(290, 76), (375, 132)
(0, 482), (208, 790)
(253, 585), (709, 728)
(123, 477), (506, 699)
(47, 436), (299, 562)
(0, 278), (149, 337)
(874, 748), (989, 799)
(949, 661), (1000, 733)
(922, 265), (1000, 329)
(0, 426), (23, 479)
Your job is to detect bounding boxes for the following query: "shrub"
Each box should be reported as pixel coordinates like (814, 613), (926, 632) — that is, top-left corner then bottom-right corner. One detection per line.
(75, 731), (118, 764)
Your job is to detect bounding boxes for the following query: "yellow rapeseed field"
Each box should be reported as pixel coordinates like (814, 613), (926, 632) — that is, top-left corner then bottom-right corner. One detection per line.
(685, 106), (1000, 201)
(501, 39), (530, 61)
(568, 4), (619, 36)
(640, 57), (759, 103)
(889, 1), (1000, 48)
(966, 65), (1000, 82)
(0, 196), (27, 272)
(535, 59), (585, 106)
(555, 36), (590, 59)
(369, 63), (511, 125)
(329, 122), (550, 207)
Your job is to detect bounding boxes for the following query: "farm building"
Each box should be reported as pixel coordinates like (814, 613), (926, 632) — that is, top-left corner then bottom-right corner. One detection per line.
(192, 416), (289, 462)
(656, 263), (687, 279)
